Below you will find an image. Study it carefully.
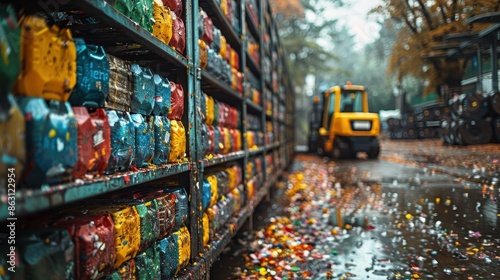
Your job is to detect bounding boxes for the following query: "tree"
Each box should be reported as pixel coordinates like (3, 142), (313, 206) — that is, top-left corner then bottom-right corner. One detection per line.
(373, 0), (500, 95)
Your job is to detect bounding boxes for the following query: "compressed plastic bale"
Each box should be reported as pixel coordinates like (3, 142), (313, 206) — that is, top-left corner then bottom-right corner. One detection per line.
(220, 0), (228, 17)
(18, 228), (75, 280)
(133, 200), (160, 252)
(203, 212), (210, 247)
(212, 28), (221, 53)
(0, 94), (25, 197)
(0, 5), (20, 94)
(230, 47), (240, 70)
(205, 94), (214, 125)
(216, 170), (230, 196)
(110, 0), (134, 17)
(200, 123), (210, 157)
(156, 192), (177, 239)
(170, 188), (188, 229)
(152, 74), (171, 116)
(102, 259), (135, 280)
(168, 82), (184, 120)
(135, 245), (161, 280)
(225, 43), (232, 63)
(206, 48), (221, 77)
(131, 64), (155, 115)
(89, 205), (141, 268)
(72, 107), (111, 179)
(213, 100), (220, 126)
(199, 39), (208, 69)
(247, 179), (255, 198)
(199, 92), (207, 122)
(106, 55), (132, 112)
(213, 125), (222, 154)
(169, 11), (186, 54)
(201, 11), (213, 46)
(207, 204), (220, 239)
(222, 127), (232, 154)
(169, 120), (186, 162)
(231, 187), (242, 213)
(202, 177), (212, 211)
(69, 38), (110, 108)
(14, 15), (77, 101)
(156, 234), (179, 279)
(131, 114), (155, 168)
(198, 8), (205, 39)
(173, 226), (190, 272)
(105, 110), (135, 174)
(206, 125), (215, 155)
(219, 35), (227, 58)
(130, 0), (153, 32)
(153, 0), (173, 45)
(52, 212), (116, 279)
(152, 116), (171, 165)
(19, 98), (77, 186)
(163, 0), (182, 16)
(205, 174), (219, 207)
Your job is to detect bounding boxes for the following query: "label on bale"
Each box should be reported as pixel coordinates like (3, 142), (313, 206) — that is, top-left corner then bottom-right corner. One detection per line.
(69, 39), (110, 108)
(0, 94), (25, 197)
(134, 200), (160, 251)
(18, 228), (75, 280)
(53, 213), (116, 280)
(0, 5), (21, 94)
(72, 107), (111, 179)
(131, 114), (155, 168)
(153, 0), (173, 45)
(19, 98), (77, 187)
(131, 64), (155, 115)
(152, 74), (171, 116)
(15, 16), (77, 101)
(105, 110), (135, 174)
(168, 82), (184, 120)
(156, 234), (179, 279)
(135, 245), (161, 280)
(173, 226), (190, 273)
(106, 55), (132, 112)
(152, 116), (171, 165)
(168, 120), (186, 162)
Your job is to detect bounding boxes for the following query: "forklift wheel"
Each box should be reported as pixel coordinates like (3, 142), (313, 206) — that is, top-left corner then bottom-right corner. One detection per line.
(332, 138), (349, 159)
(368, 145), (380, 159)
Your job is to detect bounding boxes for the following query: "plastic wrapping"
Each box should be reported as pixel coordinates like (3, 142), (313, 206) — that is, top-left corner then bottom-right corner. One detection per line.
(0, 5), (20, 94)
(169, 119), (186, 162)
(0, 94), (25, 196)
(152, 116), (171, 165)
(106, 55), (132, 112)
(156, 234), (179, 279)
(18, 228), (75, 279)
(173, 226), (191, 272)
(153, 0), (173, 45)
(134, 200), (160, 251)
(163, 0), (183, 16)
(15, 16), (76, 101)
(53, 213), (116, 279)
(199, 39), (208, 69)
(131, 114), (155, 168)
(169, 11), (186, 54)
(168, 82), (184, 120)
(131, 64), (155, 115)
(201, 10), (213, 46)
(103, 259), (135, 280)
(156, 192), (177, 239)
(135, 245), (161, 280)
(205, 94), (214, 125)
(70, 39), (110, 108)
(90, 205), (141, 268)
(72, 107), (111, 178)
(202, 177), (212, 211)
(170, 188), (188, 229)
(20, 98), (77, 186)
(152, 74), (171, 116)
(203, 212), (210, 247)
(105, 110), (135, 174)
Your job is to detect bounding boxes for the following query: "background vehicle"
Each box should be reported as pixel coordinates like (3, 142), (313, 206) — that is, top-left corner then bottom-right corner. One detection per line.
(308, 82), (381, 159)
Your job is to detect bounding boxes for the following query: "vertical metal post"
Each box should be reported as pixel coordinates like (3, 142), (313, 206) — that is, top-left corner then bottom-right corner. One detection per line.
(477, 44), (483, 92)
(492, 33), (498, 92)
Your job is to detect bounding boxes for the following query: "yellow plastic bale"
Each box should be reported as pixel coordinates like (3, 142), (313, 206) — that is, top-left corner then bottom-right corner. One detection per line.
(220, 0), (228, 16)
(235, 129), (242, 151)
(205, 94), (214, 125)
(174, 226), (191, 272)
(199, 40), (208, 69)
(153, 0), (173, 45)
(232, 187), (241, 212)
(219, 35), (227, 58)
(222, 127), (231, 154)
(205, 174), (219, 207)
(247, 180), (255, 199)
(202, 212), (210, 247)
(169, 119), (186, 162)
(15, 16), (77, 101)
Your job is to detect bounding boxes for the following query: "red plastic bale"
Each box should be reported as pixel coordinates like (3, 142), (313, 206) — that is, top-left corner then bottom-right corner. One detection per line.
(169, 11), (186, 54)
(168, 82), (184, 120)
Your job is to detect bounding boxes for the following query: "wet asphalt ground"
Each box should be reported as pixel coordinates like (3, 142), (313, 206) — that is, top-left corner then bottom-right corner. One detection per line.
(211, 139), (500, 279)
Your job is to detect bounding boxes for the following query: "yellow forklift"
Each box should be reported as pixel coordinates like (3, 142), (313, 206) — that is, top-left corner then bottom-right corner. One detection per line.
(308, 82), (380, 159)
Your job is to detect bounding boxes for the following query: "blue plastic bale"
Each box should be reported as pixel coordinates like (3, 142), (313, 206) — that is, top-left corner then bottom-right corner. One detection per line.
(131, 114), (155, 168)
(207, 48), (221, 77)
(131, 64), (155, 115)
(200, 124), (209, 157)
(105, 110), (135, 174)
(152, 74), (171, 116)
(156, 235), (179, 280)
(135, 245), (161, 280)
(19, 98), (77, 187)
(169, 188), (188, 230)
(69, 38), (110, 108)
(152, 116), (171, 165)
(202, 177), (211, 212)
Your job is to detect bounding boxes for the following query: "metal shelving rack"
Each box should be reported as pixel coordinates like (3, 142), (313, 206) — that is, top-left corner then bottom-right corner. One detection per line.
(1, 0), (295, 277)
